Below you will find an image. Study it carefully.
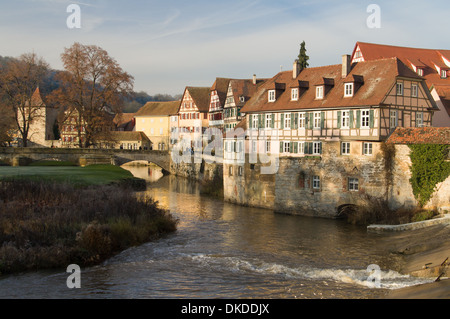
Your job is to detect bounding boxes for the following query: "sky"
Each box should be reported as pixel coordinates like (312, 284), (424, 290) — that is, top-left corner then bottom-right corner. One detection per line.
(0, 0), (449, 96)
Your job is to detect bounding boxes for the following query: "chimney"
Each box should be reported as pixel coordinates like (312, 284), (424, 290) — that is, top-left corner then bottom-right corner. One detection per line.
(293, 60), (300, 79)
(342, 54), (351, 78)
(253, 74), (257, 85)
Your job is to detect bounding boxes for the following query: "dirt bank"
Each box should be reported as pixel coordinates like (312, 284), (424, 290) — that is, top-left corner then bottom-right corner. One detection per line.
(382, 222), (450, 299)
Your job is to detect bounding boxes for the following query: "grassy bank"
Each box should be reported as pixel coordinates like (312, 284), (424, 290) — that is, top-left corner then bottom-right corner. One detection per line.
(0, 165), (178, 275)
(0, 164), (146, 188)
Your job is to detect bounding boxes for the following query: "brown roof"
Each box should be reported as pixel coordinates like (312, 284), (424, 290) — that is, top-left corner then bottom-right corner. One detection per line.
(109, 131), (150, 142)
(135, 101), (180, 117)
(353, 42), (450, 87)
(386, 127), (450, 145)
(113, 113), (135, 131)
(228, 78), (267, 107)
(240, 57), (424, 114)
(223, 118), (247, 138)
(184, 87), (211, 112)
(433, 85), (450, 117)
(211, 78), (232, 106)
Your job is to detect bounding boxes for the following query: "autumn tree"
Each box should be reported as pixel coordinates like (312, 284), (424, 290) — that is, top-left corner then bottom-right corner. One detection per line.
(297, 41), (310, 70)
(0, 53), (50, 147)
(50, 43), (134, 148)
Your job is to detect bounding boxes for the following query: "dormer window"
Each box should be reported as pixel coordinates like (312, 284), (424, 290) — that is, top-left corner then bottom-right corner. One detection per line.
(291, 88), (299, 101)
(344, 83), (354, 97)
(441, 70), (448, 79)
(417, 68), (423, 76)
(240, 96), (246, 103)
(268, 90), (276, 102)
(316, 86), (324, 99)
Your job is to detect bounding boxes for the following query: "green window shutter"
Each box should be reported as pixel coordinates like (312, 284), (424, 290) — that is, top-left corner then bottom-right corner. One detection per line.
(294, 113), (299, 129)
(280, 114), (284, 129)
(356, 110), (361, 129)
(294, 142), (298, 153)
(290, 113), (295, 129)
(319, 142), (323, 154)
(249, 115), (253, 129)
(280, 141), (284, 153)
(321, 112), (325, 129)
(349, 110), (354, 129)
(369, 110), (374, 128)
(309, 113), (314, 129)
(258, 114), (262, 129)
(337, 111), (341, 129)
(289, 142), (294, 153)
(271, 113), (275, 128)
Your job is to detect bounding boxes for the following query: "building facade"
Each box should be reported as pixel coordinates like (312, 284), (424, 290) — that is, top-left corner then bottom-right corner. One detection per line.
(351, 41), (450, 127)
(134, 101), (180, 151)
(223, 56), (439, 217)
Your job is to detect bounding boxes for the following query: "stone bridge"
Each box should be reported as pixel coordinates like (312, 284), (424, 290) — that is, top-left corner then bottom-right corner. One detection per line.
(0, 147), (171, 172)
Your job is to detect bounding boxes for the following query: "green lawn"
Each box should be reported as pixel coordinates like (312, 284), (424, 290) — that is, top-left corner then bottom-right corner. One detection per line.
(0, 165), (136, 187)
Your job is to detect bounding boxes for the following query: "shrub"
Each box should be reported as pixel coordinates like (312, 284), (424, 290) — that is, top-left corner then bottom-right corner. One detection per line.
(0, 180), (177, 274)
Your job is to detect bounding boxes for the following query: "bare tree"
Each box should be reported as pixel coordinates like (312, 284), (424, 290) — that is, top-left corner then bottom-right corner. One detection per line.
(0, 53), (49, 147)
(50, 42), (134, 148)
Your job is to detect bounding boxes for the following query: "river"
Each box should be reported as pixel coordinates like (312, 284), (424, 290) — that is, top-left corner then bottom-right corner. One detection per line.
(0, 164), (433, 299)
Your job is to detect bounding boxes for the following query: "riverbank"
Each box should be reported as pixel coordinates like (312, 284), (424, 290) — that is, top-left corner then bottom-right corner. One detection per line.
(382, 222), (450, 299)
(0, 167), (177, 275)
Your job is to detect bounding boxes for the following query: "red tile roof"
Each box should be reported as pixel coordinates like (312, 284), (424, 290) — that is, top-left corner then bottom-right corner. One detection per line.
(386, 127), (450, 145)
(240, 57), (424, 113)
(227, 78), (267, 107)
(353, 42), (450, 88)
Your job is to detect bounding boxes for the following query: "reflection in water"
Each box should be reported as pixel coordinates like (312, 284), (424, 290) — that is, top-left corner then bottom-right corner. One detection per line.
(121, 163), (164, 182)
(0, 172), (434, 299)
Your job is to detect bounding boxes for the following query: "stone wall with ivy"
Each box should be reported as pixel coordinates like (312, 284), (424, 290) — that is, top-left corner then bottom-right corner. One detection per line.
(389, 144), (450, 213)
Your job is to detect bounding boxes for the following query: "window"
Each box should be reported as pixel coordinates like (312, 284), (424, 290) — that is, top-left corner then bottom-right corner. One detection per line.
(411, 84), (418, 97)
(160, 128), (163, 135)
(284, 113), (291, 129)
(390, 110), (398, 129)
(396, 82), (404, 96)
(283, 141), (291, 153)
(265, 114), (272, 129)
(238, 166), (243, 176)
(361, 110), (370, 128)
(312, 142), (322, 155)
(344, 83), (354, 97)
(417, 68), (423, 76)
(229, 166), (233, 176)
(313, 112), (322, 129)
(341, 142), (350, 155)
(316, 86), (324, 99)
(291, 88), (299, 101)
(266, 140), (271, 153)
(252, 115), (258, 129)
(441, 70), (447, 79)
(268, 90), (276, 102)
(416, 112), (423, 127)
(299, 113), (306, 128)
(348, 178), (359, 191)
(298, 142), (305, 154)
(341, 110), (350, 129)
(363, 142), (373, 156)
(312, 176), (321, 190)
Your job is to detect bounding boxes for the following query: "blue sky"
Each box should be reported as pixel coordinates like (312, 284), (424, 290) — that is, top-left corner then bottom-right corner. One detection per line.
(0, 0), (449, 95)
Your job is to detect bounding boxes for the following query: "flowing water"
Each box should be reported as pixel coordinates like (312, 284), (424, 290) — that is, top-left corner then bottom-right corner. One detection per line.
(0, 165), (434, 299)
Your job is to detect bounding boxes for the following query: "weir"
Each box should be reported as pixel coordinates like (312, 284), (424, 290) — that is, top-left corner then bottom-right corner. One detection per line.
(0, 147), (171, 172)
